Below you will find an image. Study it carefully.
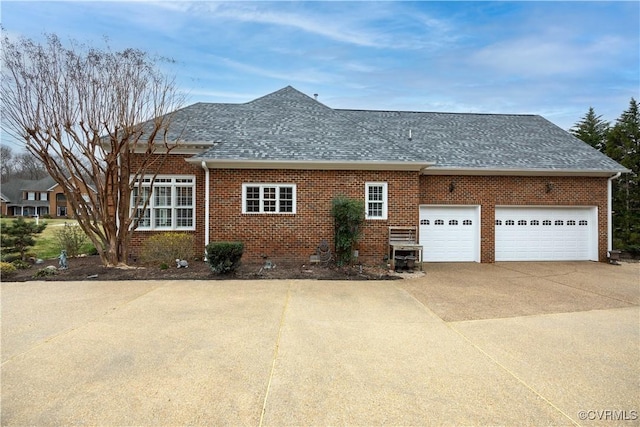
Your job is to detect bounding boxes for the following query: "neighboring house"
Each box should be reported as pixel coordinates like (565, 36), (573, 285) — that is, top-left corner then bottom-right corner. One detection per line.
(1, 175), (95, 218)
(129, 86), (628, 264)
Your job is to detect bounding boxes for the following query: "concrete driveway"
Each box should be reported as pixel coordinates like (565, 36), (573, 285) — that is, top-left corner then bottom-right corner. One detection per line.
(2, 262), (638, 426)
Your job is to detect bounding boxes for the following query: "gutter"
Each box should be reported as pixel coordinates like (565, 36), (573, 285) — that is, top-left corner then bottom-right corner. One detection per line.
(187, 158), (433, 172)
(421, 167), (629, 177)
(201, 161), (210, 260)
(608, 172), (622, 253)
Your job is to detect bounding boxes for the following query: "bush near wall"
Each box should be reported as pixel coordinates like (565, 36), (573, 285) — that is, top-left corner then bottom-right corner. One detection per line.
(206, 242), (244, 274)
(140, 232), (195, 267)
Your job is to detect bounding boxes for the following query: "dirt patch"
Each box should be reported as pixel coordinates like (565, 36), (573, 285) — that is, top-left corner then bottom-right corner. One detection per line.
(5, 255), (406, 282)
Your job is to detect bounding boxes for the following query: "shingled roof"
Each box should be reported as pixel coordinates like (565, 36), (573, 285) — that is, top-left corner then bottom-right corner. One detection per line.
(172, 86), (626, 175)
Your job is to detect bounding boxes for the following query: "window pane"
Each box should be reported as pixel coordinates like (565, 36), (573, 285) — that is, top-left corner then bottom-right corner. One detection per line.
(135, 208), (151, 228)
(132, 187), (151, 207)
(368, 185), (383, 201)
(279, 187), (293, 213)
(368, 202), (382, 217)
(154, 208), (172, 227)
(176, 186), (192, 206)
(155, 186), (172, 206)
(246, 186), (260, 212)
(176, 208), (193, 227)
(263, 187), (276, 212)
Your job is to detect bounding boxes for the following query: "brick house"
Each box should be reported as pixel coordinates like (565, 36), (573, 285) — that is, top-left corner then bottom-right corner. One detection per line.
(1, 175), (96, 219)
(129, 86), (628, 264)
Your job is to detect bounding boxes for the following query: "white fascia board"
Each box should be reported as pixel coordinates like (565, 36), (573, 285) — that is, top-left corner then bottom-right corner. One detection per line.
(187, 158), (434, 171)
(420, 167), (629, 177)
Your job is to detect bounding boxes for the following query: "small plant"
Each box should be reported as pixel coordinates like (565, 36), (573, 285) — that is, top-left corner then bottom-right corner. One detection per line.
(159, 262), (169, 270)
(11, 259), (31, 270)
(206, 242), (244, 274)
(55, 222), (88, 257)
(0, 261), (17, 278)
(331, 196), (365, 265)
(33, 267), (56, 278)
(141, 232), (195, 266)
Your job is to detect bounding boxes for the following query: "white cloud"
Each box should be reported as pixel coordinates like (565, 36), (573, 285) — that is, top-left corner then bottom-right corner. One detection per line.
(206, 55), (336, 85)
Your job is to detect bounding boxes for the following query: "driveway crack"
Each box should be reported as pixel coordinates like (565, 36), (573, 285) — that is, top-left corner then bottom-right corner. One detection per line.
(258, 281), (292, 427)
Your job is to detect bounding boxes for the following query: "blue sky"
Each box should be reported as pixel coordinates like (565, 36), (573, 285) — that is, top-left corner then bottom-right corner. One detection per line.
(1, 0), (638, 141)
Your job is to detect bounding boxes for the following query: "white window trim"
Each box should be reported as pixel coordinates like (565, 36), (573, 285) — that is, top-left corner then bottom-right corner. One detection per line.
(131, 175), (196, 231)
(242, 183), (297, 214)
(365, 182), (388, 220)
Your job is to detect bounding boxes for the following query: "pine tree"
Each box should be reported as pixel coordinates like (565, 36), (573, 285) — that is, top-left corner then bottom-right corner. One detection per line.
(570, 107), (610, 151)
(1, 218), (47, 260)
(606, 98), (640, 253)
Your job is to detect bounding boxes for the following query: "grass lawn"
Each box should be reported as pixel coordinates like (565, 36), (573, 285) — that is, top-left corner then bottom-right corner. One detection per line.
(1, 218), (94, 260)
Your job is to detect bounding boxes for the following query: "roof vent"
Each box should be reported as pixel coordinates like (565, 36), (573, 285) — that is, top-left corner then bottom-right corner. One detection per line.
(314, 93), (318, 101)
(408, 129), (412, 141)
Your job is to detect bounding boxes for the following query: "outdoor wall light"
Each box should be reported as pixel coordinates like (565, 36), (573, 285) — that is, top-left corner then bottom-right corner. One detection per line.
(546, 182), (554, 193)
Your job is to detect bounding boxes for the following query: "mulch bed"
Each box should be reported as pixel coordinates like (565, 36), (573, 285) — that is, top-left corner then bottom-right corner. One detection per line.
(5, 255), (402, 282)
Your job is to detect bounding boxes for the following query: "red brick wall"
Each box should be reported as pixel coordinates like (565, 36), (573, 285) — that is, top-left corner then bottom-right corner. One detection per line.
(419, 175), (609, 262)
(127, 155), (611, 265)
(208, 169), (419, 265)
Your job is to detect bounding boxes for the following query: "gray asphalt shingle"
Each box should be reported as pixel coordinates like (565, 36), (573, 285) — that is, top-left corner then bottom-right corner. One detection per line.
(163, 86), (625, 173)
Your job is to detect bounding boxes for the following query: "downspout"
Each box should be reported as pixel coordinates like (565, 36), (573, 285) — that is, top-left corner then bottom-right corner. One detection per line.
(201, 161), (210, 260)
(607, 172), (622, 253)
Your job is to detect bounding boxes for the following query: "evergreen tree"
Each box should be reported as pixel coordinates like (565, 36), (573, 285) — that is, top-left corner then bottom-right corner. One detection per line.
(605, 98), (640, 253)
(1, 218), (47, 260)
(570, 106), (610, 151)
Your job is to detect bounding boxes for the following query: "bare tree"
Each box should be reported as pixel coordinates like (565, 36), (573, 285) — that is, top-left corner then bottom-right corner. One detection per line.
(1, 33), (184, 266)
(16, 151), (49, 180)
(0, 144), (15, 182)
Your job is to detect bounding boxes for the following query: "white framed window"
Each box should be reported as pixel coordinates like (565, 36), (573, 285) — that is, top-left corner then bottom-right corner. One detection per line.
(26, 191), (36, 201)
(39, 192), (48, 201)
(242, 184), (296, 214)
(131, 175), (195, 230)
(365, 182), (387, 220)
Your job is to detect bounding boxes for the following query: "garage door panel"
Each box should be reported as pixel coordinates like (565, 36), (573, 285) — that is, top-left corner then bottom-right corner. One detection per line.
(495, 207), (596, 261)
(419, 206), (479, 262)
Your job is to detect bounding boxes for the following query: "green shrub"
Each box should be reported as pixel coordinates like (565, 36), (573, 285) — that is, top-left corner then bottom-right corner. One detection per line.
(55, 223), (88, 257)
(140, 232), (195, 266)
(1, 217), (47, 260)
(206, 242), (244, 274)
(33, 268), (56, 278)
(331, 196), (365, 265)
(1, 253), (21, 263)
(0, 261), (17, 278)
(11, 259), (31, 270)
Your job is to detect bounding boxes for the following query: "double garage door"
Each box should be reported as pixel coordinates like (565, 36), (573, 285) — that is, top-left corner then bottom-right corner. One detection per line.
(419, 206), (597, 262)
(495, 207), (597, 261)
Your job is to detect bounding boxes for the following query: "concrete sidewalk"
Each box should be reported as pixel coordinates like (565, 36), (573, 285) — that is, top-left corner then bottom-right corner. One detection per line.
(1, 262), (639, 426)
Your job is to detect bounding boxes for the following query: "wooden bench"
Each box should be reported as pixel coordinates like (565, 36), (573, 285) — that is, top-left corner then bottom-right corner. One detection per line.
(389, 226), (423, 271)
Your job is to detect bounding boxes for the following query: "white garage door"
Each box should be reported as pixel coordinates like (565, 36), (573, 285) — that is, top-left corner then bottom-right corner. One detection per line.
(419, 206), (480, 262)
(495, 207), (597, 261)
